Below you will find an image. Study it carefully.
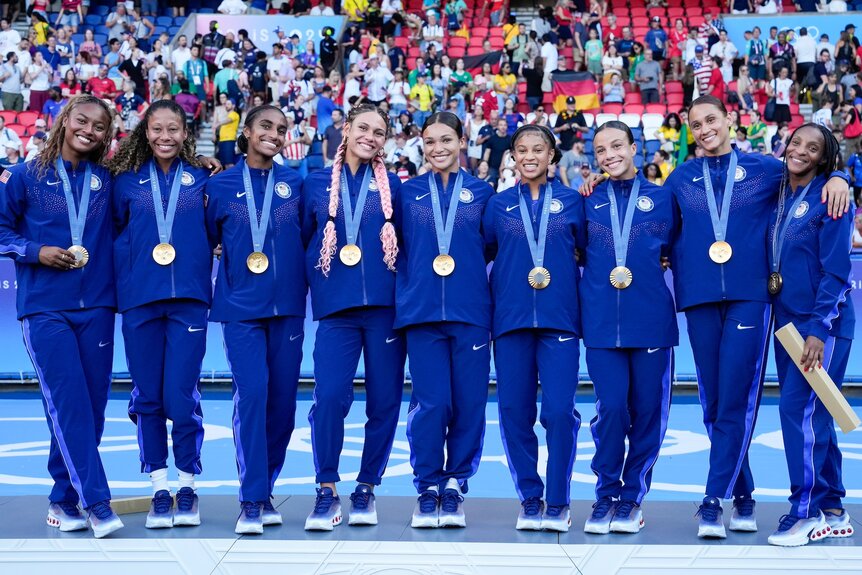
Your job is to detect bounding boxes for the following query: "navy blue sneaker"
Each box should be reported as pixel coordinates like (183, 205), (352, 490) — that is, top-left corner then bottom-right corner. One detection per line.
(262, 498), (283, 526)
(584, 497), (616, 534)
(235, 501), (263, 535)
(729, 496), (757, 532)
(438, 478), (466, 528)
(304, 487), (342, 531)
(543, 504), (571, 532)
(696, 496), (726, 539)
(516, 496), (544, 531)
(47, 501), (88, 532)
(173, 487), (200, 527)
(88, 500), (123, 539)
(348, 484), (377, 526)
(411, 488), (440, 528)
(146, 490), (174, 529)
(610, 500), (644, 534)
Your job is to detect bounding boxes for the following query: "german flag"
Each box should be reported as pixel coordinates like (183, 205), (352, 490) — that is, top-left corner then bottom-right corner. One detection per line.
(462, 51), (503, 76)
(551, 70), (600, 113)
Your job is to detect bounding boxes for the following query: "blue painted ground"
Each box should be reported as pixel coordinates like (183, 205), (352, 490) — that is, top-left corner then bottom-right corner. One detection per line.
(0, 393), (860, 504)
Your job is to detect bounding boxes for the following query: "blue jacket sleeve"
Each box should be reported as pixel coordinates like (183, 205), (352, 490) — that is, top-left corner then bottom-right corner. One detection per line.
(204, 184), (221, 251)
(112, 177), (129, 239)
(805, 209), (854, 342)
(0, 168), (42, 264)
(300, 185), (316, 249)
(482, 196), (498, 263)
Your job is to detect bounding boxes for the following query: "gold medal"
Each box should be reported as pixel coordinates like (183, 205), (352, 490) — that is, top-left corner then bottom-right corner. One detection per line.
(709, 241), (732, 264)
(152, 243), (176, 266)
(432, 254), (455, 276)
(610, 265), (633, 289)
(247, 251), (269, 274)
(528, 266), (551, 289)
(67, 245), (89, 268)
(768, 271), (783, 295)
(339, 244), (362, 266)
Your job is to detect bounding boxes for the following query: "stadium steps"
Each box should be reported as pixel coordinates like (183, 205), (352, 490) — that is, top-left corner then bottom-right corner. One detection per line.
(196, 122), (215, 158)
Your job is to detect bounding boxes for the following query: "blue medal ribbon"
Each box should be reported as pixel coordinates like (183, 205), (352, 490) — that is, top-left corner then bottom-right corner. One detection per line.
(517, 182), (553, 269)
(341, 165), (373, 246)
(428, 170), (463, 256)
(241, 162), (275, 253)
(55, 158), (92, 246)
(149, 160), (183, 245)
(607, 178), (641, 268)
(771, 179), (812, 272)
(702, 151), (737, 244)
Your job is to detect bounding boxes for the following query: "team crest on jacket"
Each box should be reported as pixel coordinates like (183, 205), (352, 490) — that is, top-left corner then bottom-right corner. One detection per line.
(275, 182), (292, 199)
(368, 178), (378, 191)
(550, 199), (563, 213)
(794, 201), (809, 218)
(459, 189), (474, 203)
(636, 196), (654, 212)
(734, 166), (746, 182)
(181, 171), (195, 186)
(90, 175), (102, 190)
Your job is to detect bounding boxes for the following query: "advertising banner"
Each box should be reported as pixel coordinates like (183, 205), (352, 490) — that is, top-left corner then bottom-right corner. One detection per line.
(722, 13), (861, 51)
(194, 15), (347, 48)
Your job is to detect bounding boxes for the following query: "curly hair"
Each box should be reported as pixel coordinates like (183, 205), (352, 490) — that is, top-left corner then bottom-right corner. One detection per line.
(34, 94), (114, 179)
(316, 103), (397, 277)
(107, 99), (202, 174)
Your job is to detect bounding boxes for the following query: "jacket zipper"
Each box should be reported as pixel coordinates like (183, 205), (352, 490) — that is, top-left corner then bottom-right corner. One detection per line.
(166, 170), (176, 299)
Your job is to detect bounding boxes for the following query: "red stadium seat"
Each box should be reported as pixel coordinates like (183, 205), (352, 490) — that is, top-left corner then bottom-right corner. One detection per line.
(630, 7), (647, 17)
(626, 104), (645, 115)
(633, 27), (649, 39)
(6, 123), (26, 137)
(665, 81), (683, 94)
(473, 26), (489, 38)
(450, 36), (467, 48)
(489, 37), (505, 49)
(602, 103), (624, 115)
(624, 92), (641, 104)
(0, 111), (15, 124)
(666, 93), (684, 106)
(467, 46), (484, 56)
(489, 27), (504, 38)
(668, 7), (685, 18)
(646, 103), (667, 114)
(17, 111), (39, 127)
(517, 102), (530, 114)
(632, 16), (649, 27)
(448, 47), (465, 58)
(615, 16), (630, 26)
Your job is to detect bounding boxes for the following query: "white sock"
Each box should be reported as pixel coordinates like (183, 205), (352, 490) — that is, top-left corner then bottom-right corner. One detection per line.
(178, 470), (196, 491)
(150, 468), (169, 495)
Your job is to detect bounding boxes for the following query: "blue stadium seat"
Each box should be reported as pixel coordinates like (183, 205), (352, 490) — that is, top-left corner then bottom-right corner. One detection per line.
(93, 5), (109, 16)
(156, 16), (173, 27)
(168, 26), (182, 35)
(644, 140), (661, 156)
(584, 140), (593, 154)
(309, 139), (323, 155)
(95, 25), (110, 37)
(94, 33), (107, 46)
(84, 14), (101, 26)
(198, 8), (215, 14)
(582, 129), (594, 141)
(174, 16), (187, 26)
(630, 128), (643, 141)
(152, 26), (166, 36)
(71, 34), (84, 46)
(633, 155), (645, 169)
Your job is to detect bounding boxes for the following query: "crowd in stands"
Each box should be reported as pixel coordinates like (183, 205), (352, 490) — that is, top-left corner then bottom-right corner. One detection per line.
(2, 0), (862, 239)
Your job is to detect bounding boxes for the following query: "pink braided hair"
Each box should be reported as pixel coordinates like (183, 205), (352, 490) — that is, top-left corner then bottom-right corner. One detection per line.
(316, 105), (399, 276)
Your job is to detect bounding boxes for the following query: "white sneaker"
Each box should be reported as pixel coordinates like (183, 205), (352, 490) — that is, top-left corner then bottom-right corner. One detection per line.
(768, 512), (831, 547)
(516, 497), (544, 531)
(438, 478), (466, 528)
(825, 509), (854, 538)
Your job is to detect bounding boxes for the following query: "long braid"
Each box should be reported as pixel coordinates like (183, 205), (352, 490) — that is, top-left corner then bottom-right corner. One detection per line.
(316, 139), (347, 276)
(372, 154), (398, 271)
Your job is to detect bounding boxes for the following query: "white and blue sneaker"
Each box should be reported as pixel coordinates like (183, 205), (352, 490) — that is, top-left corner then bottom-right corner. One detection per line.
(584, 497), (616, 534)
(825, 509), (854, 538)
(348, 484), (377, 526)
(729, 496), (757, 532)
(438, 478), (466, 528)
(235, 501), (263, 535)
(173, 487), (200, 527)
(516, 497), (544, 531)
(87, 501), (124, 539)
(768, 512), (831, 547)
(610, 500), (644, 534)
(46, 501), (88, 532)
(145, 490), (174, 529)
(411, 487), (440, 528)
(696, 497), (726, 539)
(543, 504), (571, 532)
(261, 498), (282, 526)
(304, 487), (342, 531)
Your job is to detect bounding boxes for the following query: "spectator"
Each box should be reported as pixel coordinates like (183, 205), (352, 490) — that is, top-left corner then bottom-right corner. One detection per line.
(768, 31), (796, 78)
(421, 12), (444, 53)
(813, 98), (835, 129)
(602, 70), (625, 103)
(115, 80), (146, 131)
(118, 48), (147, 100)
(106, 4), (132, 41)
(584, 28), (603, 77)
(796, 27), (817, 85)
(365, 54), (394, 106)
(0, 51), (22, 111)
(86, 64), (119, 101)
(175, 78), (201, 128)
(558, 140), (590, 187)
(690, 45), (713, 95)
(644, 16), (667, 61)
(218, 0), (249, 14)
(322, 107), (345, 167)
(493, 62), (516, 110)
(709, 30), (737, 83)
(553, 95), (588, 151)
(483, 118), (511, 186)
(184, 45), (208, 105)
(409, 73), (434, 127)
(703, 56), (726, 101)
(60, 68), (82, 98)
(655, 112), (681, 154)
(817, 33), (835, 60)
(602, 42), (624, 80)
(0, 18), (20, 57)
(24, 131), (46, 162)
(747, 109), (768, 150)
(0, 143), (23, 167)
(201, 21), (226, 73)
(745, 26), (767, 81)
(25, 51), (52, 115)
(281, 112), (314, 177)
(0, 115), (21, 161)
(644, 162), (663, 184)
(629, 41), (645, 81)
(635, 48), (663, 104)
(768, 66), (795, 123)
(569, 162), (593, 189)
(525, 103), (550, 126)
(734, 126), (753, 152)
(214, 97), (239, 167)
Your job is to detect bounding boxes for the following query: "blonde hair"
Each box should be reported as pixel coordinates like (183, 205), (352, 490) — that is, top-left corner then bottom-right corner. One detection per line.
(316, 103), (397, 276)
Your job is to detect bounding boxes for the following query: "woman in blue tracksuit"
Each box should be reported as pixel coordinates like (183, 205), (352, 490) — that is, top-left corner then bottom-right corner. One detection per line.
(0, 95), (124, 538)
(662, 95), (849, 539)
(109, 100), (213, 529)
(204, 105), (306, 535)
(764, 123), (855, 547)
(580, 121), (677, 536)
(302, 103), (406, 531)
(395, 112), (495, 529)
(483, 125), (586, 533)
